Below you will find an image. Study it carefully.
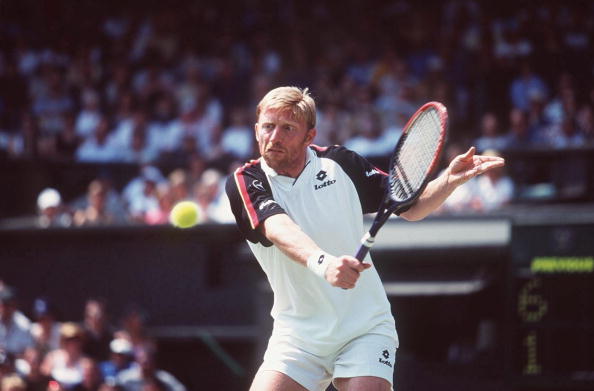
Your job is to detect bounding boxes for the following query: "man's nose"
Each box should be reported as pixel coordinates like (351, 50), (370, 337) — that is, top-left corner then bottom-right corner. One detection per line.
(269, 126), (283, 142)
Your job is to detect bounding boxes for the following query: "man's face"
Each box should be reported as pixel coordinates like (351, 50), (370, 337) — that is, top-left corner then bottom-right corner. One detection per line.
(255, 108), (316, 177)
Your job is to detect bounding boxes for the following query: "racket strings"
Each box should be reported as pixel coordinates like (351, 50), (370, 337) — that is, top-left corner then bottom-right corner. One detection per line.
(390, 109), (442, 201)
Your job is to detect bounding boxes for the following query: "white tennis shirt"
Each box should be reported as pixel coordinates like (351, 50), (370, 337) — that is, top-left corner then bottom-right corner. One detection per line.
(226, 145), (397, 356)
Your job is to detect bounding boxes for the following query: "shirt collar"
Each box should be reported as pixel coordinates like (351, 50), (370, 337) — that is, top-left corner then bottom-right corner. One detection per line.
(260, 147), (314, 178)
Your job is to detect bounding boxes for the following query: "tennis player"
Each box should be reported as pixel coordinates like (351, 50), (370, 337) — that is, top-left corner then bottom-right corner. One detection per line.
(225, 87), (504, 391)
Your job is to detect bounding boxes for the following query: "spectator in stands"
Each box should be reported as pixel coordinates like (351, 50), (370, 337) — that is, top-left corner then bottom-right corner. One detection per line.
(343, 109), (393, 158)
(577, 104), (593, 144)
(36, 188), (72, 228)
(31, 67), (73, 144)
(99, 339), (133, 384)
(120, 125), (158, 165)
(108, 110), (148, 160)
(81, 299), (113, 362)
(55, 114), (81, 161)
(143, 184), (173, 226)
(501, 108), (534, 150)
(1, 373), (26, 391)
(0, 286), (33, 356)
(113, 306), (153, 354)
(474, 112), (507, 153)
(72, 359), (103, 391)
(509, 61), (549, 112)
(116, 346), (185, 391)
(75, 117), (120, 163)
(145, 93), (179, 161)
(9, 113), (40, 159)
(41, 323), (88, 389)
(30, 298), (62, 355)
(73, 180), (124, 226)
(315, 101), (352, 146)
(544, 73), (575, 125)
(0, 349), (15, 382)
(14, 347), (51, 391)
(122, 166), (165, 208)
(437, 143), (480, 214)
(192, 168), (222, 223)
(472, 149), (515, 212)
(166, 170), (190, 204)
(545, 117), (586, 149)
(75, 91), (102, 139)
(220, 107), (253, 160)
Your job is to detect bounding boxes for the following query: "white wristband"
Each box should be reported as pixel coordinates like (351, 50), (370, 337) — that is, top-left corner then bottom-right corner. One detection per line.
(306, 251), (330, 279)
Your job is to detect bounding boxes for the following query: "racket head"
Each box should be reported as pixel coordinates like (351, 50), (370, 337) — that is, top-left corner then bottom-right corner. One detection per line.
(387, 101), (448, 210)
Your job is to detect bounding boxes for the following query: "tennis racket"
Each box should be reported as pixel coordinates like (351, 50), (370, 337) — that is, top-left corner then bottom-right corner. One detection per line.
(355, 101), (448, 261)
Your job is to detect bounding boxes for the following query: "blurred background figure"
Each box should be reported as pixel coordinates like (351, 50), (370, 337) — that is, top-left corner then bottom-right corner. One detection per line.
(0, 373), (27, 391)
(0, 349), (16, 384)
(471, 149), (515, 212)
(116, 346), (185, 391)
(41, 323), (88, 389)
(219, 106), (254, 160)
(0, 286), (33, 357)
(113, 307), (153, 353)
(36, 188), (72, 228)
(99, 339), (134, 384)
(474, 112), (506, 153)
(81, 299), (113, 362)
(71, 358), (103, 391)
(14, 347), (52, 391)
(73, 180), (125, 226)
(30, 297), (62, 355)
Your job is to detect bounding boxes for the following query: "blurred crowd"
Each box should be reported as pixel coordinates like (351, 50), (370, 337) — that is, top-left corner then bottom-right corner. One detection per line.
(0, 282), (185, 391)
(1, 0), (593, 223)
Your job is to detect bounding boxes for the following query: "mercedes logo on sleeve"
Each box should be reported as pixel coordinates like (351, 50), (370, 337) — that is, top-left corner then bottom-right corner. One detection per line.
(251, 180), (266, 192)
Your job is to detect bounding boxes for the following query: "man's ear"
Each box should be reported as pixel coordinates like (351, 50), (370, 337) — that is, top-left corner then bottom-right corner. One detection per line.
(254, 123), (260, 142)
(305, 127), (317, 145)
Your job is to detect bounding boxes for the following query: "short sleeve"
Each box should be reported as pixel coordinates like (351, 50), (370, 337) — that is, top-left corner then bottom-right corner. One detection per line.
(225, 161), (286, 246)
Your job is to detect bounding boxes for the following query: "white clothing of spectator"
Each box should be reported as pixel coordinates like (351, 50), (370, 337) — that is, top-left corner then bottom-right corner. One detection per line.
(0, 287), (34, 356)
(473, 173), (514, 212)
(76, 118), (121, 163)
(116, 346), (185, 391)
(122, 166), (166, 221)
(75, 90), (102, 138)
(220, 107), (253, 159)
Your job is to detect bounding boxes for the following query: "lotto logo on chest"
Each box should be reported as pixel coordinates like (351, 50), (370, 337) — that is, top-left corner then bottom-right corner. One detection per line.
(314, 170), (336, 190)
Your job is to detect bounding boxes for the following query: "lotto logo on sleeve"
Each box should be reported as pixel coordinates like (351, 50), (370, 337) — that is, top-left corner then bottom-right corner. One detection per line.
(378, 349), (393, 368)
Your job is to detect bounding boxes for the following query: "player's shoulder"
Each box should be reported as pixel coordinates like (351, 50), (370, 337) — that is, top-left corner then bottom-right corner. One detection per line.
(309, 144), (368, 166)
(225, 159), (265, 192)
(228, 159), (266, 181)
(309, 144), (359, 159)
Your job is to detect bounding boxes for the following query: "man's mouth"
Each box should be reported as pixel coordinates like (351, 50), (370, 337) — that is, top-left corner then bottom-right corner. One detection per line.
(266, 147), (285, 154)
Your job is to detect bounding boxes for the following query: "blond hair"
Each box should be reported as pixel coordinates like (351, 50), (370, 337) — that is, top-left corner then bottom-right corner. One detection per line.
(256, 86), (316, 130)
(1, 374), (26, 391)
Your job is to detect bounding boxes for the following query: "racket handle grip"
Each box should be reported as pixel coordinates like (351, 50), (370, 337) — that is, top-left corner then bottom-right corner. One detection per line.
(354, 244), (370, 262)
(355, 232), (375, 262)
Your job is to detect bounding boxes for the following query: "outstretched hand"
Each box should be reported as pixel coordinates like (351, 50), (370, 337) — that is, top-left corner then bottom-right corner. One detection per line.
(446, 147), (505, 187)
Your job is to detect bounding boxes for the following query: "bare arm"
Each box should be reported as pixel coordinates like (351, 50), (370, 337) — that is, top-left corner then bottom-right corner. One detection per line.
(400, 147), (505, 221)
(260, 213), (321, 266)
(261, 213), (370, 289)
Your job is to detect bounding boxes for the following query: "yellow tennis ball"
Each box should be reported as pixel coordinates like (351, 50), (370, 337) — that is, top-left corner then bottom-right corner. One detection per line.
(169, 201), (200, 228)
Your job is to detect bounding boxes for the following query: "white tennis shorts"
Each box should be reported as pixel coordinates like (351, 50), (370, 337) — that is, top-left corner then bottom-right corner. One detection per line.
(257, 333), (396, 391)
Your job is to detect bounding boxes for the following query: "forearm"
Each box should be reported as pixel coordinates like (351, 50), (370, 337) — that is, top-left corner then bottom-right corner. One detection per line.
(260, 213), (324, 266)
(399, 171), (456, 221)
